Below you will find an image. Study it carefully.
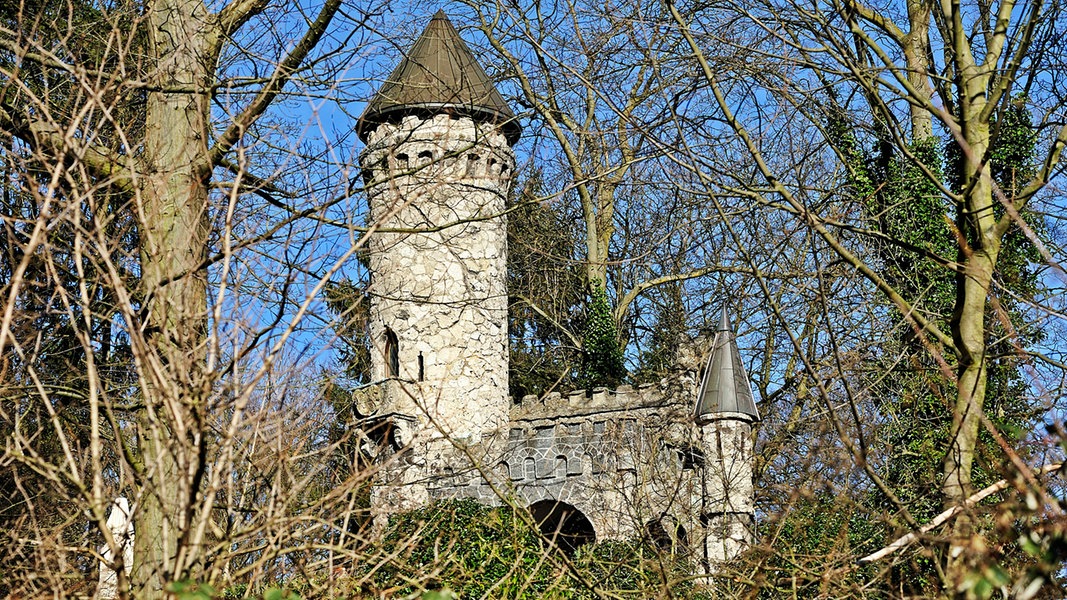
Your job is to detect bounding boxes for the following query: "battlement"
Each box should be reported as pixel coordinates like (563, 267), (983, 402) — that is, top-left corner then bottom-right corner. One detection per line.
(361, 114), (514, 186)
(510, 372), (698, 423)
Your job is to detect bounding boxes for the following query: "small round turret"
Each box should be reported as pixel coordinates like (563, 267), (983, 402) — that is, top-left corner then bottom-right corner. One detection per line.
(694, 306), (758, 565)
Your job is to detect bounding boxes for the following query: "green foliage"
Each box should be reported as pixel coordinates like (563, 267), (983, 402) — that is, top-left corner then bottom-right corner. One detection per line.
(756, 494), (896, 598)
(572, 540), (702, 598)
(420, 591), (458, 600)
(840, 107), (1045, 520)
(578, 282), (627, 389)
(0, 2), (141, 581)
(772, 495), (884, 556)
(262, 587), (302, 600)
(507, 172), (584, 397)
(355, 499), (558, 598)
(169, 581), (218, 600)
(351, 499), (708, 599)
(631, 281), (688, 384)
(989, 99), (1039, 200)
(859, 135), (956, 321)
(958, 564), (1011, 600)
(170, 581), (301, 600)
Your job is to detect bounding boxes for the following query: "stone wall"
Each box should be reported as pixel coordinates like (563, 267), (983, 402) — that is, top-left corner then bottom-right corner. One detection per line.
(367, 374), (754, 565)
(397, 376), (712, 549)
(502, 379), (703, 542)
(361, 114), (514, 444)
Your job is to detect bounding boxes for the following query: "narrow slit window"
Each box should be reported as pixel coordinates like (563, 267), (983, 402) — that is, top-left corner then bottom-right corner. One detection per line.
(466, 154), (481, 176)
(417, 352), (425, 381)
(385, 329), (399, 378)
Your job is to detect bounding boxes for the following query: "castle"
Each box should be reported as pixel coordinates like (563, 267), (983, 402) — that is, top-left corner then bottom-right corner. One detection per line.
(353, 11), (758, 567)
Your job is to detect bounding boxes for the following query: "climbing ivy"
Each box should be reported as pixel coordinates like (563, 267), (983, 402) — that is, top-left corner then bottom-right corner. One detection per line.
(821, 96), (1049, 596)
(835, 102), (1045, 520)
(579, 282), (627, 389)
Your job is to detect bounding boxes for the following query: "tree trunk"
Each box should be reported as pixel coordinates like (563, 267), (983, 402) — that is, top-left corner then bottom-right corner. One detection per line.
(944, 83), (999, 545)
(132, 0), (214, 595)
(904, 0), (933, 140)
(944, 251), (994, 507)
(582, 182), (615, 290)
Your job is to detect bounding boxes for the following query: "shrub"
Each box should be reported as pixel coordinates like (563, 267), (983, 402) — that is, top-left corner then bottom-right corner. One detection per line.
(349, 499), (709, 599)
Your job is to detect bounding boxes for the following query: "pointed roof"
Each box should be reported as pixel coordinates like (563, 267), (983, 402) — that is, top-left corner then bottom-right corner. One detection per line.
(357, 11), (520, 144)
(694, 307), (760, 423)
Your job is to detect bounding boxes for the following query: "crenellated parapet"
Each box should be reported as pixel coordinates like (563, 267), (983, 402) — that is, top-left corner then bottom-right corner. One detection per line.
(360, 113), (515, 188)
(510, 376), (697, 422)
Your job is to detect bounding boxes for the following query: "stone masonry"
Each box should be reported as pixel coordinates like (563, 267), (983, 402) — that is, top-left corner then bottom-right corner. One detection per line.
(360, 112), (515, 516)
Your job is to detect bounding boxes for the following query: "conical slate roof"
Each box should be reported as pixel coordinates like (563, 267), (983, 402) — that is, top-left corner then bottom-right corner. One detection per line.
(357, 11), (520, 144)
(694, 307), (760, 423)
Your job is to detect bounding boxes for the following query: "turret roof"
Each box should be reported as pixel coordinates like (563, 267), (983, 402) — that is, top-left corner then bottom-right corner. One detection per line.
(357, 11), (520, 144)
(694, 307), (760, 423)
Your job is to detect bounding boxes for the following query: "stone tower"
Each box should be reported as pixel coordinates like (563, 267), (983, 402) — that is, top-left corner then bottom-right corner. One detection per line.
(694, 307), (760, 564)
(356, 11), (519, 516)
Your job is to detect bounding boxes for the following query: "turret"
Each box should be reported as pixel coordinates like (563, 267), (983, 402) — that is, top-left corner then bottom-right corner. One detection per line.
(695, 307), (758, 564)
(358, 12), (519, 517)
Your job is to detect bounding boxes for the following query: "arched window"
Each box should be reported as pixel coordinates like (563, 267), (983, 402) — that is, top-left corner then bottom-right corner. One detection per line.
(385, 329), (399, 378)
(646, 517), (689, 554)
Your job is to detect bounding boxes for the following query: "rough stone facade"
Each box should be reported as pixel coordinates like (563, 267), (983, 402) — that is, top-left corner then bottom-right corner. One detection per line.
(361, 114), (513, 428)
(360, 113), (516, 515)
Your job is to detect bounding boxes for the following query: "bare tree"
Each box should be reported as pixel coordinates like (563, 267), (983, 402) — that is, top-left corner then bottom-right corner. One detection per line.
(660, 0), (1067, 590)
(5, 0), (1066, 597)
(0, 0), (375, 595)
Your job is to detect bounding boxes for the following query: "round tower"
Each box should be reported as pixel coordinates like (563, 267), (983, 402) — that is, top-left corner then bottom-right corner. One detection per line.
(693, 307), (760, 565)
(356, 11), (519, 512)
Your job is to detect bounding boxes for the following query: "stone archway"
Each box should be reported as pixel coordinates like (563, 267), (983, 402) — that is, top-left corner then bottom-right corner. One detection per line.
(528, 500), (596, 554)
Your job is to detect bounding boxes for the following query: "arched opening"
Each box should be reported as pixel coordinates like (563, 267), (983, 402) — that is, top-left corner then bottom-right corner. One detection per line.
(523, 457), (536, 481)
(528, 500), (596, 554)
(384, 329), (399, 377)
(645, 517), (688, 554)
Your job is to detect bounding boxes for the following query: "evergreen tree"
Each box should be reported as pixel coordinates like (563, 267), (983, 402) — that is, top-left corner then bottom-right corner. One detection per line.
(322, 277), (371, 385)
(0, 0), (141, 584)
(506, 172), (584, 397)
(631, 280), (688, 384)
